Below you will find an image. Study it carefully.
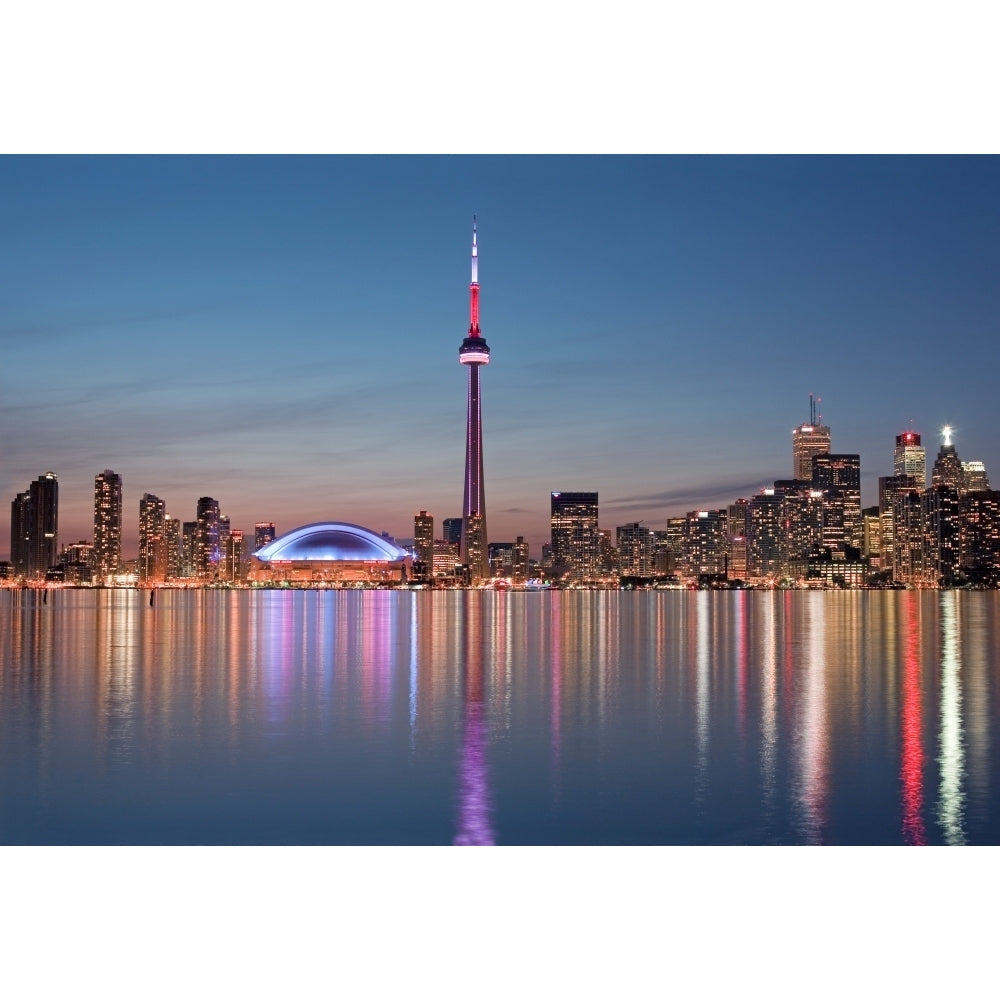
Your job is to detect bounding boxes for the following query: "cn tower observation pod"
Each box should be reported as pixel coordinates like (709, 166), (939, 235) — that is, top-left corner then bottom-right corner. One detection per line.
(249, 522), (411, 586)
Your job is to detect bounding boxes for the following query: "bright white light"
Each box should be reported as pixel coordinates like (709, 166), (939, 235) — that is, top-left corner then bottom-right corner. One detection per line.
(943, 425), (953, 446)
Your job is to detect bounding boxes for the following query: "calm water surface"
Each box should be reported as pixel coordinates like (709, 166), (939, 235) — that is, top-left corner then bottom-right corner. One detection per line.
(2, 588), (998, 844)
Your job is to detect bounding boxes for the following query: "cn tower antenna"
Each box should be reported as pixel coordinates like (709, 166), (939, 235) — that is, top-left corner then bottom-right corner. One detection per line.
(469, 216), (480, 336)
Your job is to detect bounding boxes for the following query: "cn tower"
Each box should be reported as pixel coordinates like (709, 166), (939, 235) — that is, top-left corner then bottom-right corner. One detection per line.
(459, 217), (490, 582)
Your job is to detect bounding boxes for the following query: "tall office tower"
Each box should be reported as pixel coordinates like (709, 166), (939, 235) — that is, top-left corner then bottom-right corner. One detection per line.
(892, 489), (927, 584)
(223, 529), (245, 582)
(433, 539), (461, 577)
(10, 490), (31, 576)
(94, 470), (122, 581)
(458, 218), (491, 583)
(879, 474), (918, 581)
(962, 460), (991, 493)
(28, 472), (59, 578)
(894, 431), (926, 490)
(746, 489), (784, 580)
(598, 528), (619, 577)
(550, 491), (599, 583)
(923, 486), (961, 584)
(931, 426), (964, 492)
(682, 510), (728, 576)
(512, 536), (529, 583)
(164, 515), (182, 579)
(414, 511), (434, 573)
(861, 506), (882, 568)
(182, 521), (197, 577)
(959, 490), (1000, 583)
(195, 497), (221, 579)
(138, 492), (167, 583)
(617, 522), (656, 577)
(812, 453), (862, 549)
(442, 518), (463, 547)
(254, 522), (276, 552)
(779, 487), (825, 566)
(792, 394), (831, 480)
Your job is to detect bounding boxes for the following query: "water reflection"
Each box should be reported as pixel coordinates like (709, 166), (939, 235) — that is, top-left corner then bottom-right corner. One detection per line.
(794, 594), (829, 844)
(2, 589), (1000, 844)
(937, 592), (965, 844)
(454, 594), (495, 845)
(900, 593), (926, 845)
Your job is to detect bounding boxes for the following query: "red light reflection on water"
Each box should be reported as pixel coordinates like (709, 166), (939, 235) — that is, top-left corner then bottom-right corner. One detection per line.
(900, 593), (926, 845)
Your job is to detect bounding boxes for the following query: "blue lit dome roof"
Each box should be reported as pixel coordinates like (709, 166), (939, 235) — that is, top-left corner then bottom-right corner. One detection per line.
(255, 522), (408, 562)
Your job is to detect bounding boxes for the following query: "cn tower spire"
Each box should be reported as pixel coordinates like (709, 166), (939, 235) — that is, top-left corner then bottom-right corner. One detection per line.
(469, 215), (480, 336)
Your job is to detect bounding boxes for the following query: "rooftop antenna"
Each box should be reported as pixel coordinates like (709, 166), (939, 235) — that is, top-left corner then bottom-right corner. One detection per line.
(809, 393), (817, 425)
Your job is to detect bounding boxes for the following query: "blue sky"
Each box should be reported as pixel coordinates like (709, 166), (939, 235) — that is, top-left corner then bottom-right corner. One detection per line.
(1, 155), (998, 558)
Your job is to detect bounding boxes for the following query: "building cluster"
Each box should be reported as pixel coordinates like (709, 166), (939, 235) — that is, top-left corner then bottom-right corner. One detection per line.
(3, 468), (277, 586)
(475, 421), (996, 590)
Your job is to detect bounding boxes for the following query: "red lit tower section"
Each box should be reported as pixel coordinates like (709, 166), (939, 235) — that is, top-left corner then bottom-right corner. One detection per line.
(459, 218), (490, 582)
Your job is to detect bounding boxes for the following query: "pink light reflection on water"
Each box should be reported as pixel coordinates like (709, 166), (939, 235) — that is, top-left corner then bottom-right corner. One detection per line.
(454, 594), (495, 846)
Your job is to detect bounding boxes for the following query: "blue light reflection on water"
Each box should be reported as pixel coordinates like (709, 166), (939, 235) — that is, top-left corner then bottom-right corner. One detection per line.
(0, 588), (997, 845)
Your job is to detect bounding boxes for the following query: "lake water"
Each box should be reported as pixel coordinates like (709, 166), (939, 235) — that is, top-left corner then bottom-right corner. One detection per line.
(1, 587), (997, 845)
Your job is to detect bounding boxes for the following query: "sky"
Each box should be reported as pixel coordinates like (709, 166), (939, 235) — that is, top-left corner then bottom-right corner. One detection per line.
(1, 154), (998, 559)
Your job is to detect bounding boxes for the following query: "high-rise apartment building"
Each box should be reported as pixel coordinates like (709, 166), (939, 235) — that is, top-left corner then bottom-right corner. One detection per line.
(10, 491), (31, 577)
(879, 474), (918, 582)
(223, 529), (245, 582)
(959, 490), (1000, 583)
(10, 473), (59, 578)
(195, 497), (221, 579)
(550, 491), (599, 583)
(617, 522), (656, 577)
(164, 514), (182, 580)
(512, 536), (529, 583)
(30, 473), (59, 578)
(254, 522), (276, 552)
(746, 489), (783, 580)
(458, 219), (490, 582)
(94, 470), (123, 581)
(414, 511), (434, 572)
(894, 431), (926, 490)
(139, 492), (167, 583)
(682, 510), (728, 576)
(792, 395), (831, 481)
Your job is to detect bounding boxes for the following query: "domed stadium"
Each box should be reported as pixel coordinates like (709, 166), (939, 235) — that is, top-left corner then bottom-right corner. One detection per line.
(248, 522), (411, 586)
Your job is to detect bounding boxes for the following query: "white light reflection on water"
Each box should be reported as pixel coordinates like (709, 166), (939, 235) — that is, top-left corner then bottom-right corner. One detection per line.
(794, 593), (829, 844)
(937, 592), (966, 844)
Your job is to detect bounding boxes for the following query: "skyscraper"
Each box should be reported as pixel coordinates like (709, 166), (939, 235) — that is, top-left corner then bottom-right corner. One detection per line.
(94, 469), (123, 581)
(10, 473), (59, 578)
(254, 522), (276, 552)
(414, 510), (434, 574)
(894, 431), (926, 490)
(458, 218), (490, 583)
(811, 453), (862, 550)
(139, 492), (167, 583)
(195, 497), (221, 579)
(550, 492), (599, 583)
(931, 426), (964, 492)
(791, 394), (831, 481)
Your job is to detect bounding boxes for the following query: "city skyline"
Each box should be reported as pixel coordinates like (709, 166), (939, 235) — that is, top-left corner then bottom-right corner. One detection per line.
(2, 156), (998, 559)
